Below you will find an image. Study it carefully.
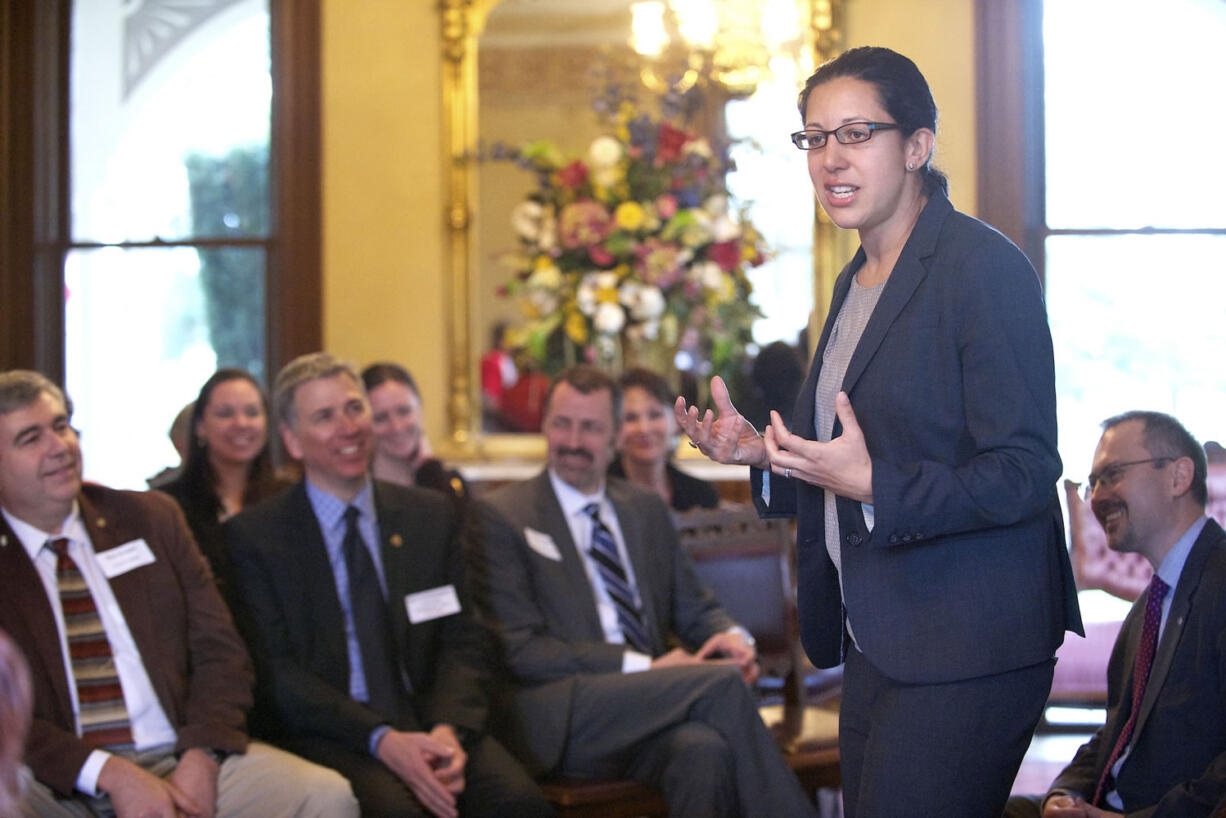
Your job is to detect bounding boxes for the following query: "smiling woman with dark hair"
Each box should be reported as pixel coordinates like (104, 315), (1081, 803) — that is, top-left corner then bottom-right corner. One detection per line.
(610, 368), (718, 511)
(160, 368), (285, 606)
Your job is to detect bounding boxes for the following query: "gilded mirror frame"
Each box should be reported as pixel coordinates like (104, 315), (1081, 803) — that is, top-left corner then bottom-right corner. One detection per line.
(439, 0), (846, 457)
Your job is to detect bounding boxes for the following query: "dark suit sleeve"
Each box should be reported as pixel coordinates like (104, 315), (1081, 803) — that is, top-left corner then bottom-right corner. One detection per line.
(867, 235), (1062, 543)
(225, 513), (387, 752)
(750, 467), (797, 519)
(472, 501), (627, 682)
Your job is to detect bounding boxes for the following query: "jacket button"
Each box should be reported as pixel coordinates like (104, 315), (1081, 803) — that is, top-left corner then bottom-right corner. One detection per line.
(846, 533), (862, 547)
(901, 533), (913, 543)
(887, 534), (899, 545)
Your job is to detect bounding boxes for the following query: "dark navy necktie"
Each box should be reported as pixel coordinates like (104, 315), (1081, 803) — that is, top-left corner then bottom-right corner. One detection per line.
(343, 506), (402, 718)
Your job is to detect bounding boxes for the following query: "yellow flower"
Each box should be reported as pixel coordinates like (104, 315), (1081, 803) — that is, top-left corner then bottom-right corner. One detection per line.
(614, 201), (646, 231)
(565, 310), (589, 344)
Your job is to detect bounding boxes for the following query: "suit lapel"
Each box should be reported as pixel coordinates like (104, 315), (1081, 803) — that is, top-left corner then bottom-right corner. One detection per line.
(1133, 522), (1218, 739)
(286, 483), (351, 672)
(0, 518), (75, 724)
(791, 255), (858, 438)
(839, 193), (950, 395)
(373, 482), (413, 666)
(79, 492), (157, 671)
(534, 473), (606, 639)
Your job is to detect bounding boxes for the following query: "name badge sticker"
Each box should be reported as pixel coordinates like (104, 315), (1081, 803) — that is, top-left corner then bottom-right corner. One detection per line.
(405, 585), (462, 624)
(95, 538), (156, 579)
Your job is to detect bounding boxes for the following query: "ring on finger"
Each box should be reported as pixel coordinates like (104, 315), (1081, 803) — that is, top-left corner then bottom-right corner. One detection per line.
(688, 441), (699, 449)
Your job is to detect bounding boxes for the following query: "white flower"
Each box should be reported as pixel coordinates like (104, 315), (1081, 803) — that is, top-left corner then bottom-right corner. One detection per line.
(593, 302), (626, 334)
(511, 200), (544, 241)
(588, 136), (623, 168)
(711, 214), (741, 243)
(592, 167), (621, 189)
(693, 261), (724, 290)
(703, 194), (729, 217)
(630, 285), (665, 320)
(528, 289), (559, 315)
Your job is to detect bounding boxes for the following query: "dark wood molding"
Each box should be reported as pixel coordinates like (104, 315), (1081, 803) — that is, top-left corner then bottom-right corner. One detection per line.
(975, 0), (1045, 281)
(1, 0), (67, 375)
(269, 0), (323, 370)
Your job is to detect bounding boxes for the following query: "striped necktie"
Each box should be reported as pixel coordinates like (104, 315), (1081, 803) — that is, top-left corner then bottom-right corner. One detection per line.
(1093, 573), (1171, 806)
(583, 503), (652, 654)
(49, 538), (134, 749)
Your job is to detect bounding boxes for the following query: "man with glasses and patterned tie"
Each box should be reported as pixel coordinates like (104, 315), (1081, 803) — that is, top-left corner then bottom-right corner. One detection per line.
(474, 364), (818, 818)
(0, 370), (359, 818)
(1006, 410), (1226, 817)
(224, 353), (548, 818)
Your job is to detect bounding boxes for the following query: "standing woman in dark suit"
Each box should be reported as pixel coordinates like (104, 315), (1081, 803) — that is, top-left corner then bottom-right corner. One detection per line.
(160, 368), (283, 607)
(677, 46), (1082, 816)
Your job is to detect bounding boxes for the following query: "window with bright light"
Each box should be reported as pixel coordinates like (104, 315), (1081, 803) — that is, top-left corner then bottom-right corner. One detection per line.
(1043, 0), (1226, 483)
(67, 1), (271, 489)
(726, 64), (815, 349)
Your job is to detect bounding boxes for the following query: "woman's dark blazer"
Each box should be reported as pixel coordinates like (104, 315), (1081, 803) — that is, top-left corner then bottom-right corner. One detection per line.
(754, 190), (1083, 685)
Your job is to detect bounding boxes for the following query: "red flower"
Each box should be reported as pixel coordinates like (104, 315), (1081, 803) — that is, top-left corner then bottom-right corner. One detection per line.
(556, 160), (589, 190)
(588, 244), (614, 267)
(657, 123), (690, 162)
(707, 240), (740, 272)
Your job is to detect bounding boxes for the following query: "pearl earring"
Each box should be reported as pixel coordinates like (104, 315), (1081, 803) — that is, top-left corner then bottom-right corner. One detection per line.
(907, 163), (915, 171)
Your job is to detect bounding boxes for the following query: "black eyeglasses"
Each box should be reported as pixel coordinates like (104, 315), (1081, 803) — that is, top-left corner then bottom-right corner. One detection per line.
(1086, 457), (1174, 492)
(790, 122), (900, 151)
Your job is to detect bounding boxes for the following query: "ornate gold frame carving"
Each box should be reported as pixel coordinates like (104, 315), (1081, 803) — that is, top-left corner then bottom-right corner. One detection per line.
(439, 0), (845, 454)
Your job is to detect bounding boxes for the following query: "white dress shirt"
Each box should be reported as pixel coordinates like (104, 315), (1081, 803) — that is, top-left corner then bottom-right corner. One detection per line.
(547, 470), (654, 673)
(4, 504), (177, 795)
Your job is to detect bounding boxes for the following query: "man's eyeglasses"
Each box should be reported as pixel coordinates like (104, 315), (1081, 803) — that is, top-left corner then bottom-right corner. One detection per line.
(790, 122), (899, 151)
(1086, 457), (1174, 492)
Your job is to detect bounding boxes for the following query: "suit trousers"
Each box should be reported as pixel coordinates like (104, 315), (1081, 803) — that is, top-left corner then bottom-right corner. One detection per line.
(15, 740), (359, 818)
(278, 732), (551, 818)
(557, 664), (818, 818)
(840, 647), (1054, 818)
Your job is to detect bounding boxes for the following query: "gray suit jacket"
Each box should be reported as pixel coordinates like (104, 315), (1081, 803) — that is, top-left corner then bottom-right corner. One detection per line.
(1051, 518), (1226, 817)
(473, 472), (734, 771)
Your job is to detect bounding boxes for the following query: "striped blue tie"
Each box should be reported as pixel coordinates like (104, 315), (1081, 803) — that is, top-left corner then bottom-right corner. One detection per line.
(584, 503), (652, 654)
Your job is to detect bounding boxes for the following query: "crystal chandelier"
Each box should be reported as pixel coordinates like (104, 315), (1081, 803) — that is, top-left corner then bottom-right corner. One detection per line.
(629, 0), (833, 97)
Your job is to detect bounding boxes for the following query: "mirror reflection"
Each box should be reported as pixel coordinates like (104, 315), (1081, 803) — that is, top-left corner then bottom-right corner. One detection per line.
(470, 0), (828, 437)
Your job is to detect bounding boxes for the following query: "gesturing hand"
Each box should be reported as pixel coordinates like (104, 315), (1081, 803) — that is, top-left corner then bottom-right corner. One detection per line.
(674, 376), (768, 470)
(765, 391), (873, 504)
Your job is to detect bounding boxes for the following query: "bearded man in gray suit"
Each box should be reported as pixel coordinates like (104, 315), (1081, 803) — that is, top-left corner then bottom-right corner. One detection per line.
(474, 365), (817, 818)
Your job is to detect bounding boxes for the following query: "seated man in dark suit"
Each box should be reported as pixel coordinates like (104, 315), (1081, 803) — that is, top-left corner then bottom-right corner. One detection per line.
(1007, 410), (1226, 817)
(225, 353), (548, 818)
(0, 370), (357, 818)
(473, 364), (817, 818)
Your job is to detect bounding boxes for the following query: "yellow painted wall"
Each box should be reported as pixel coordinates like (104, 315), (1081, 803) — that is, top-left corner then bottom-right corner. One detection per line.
(844, 0), (978, 216)
(322, 1), (450, 439)
(320, 0), (977, 445)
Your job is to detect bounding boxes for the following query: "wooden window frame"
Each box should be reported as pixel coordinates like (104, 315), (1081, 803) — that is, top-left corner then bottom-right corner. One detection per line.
(0, 0), (321, 380)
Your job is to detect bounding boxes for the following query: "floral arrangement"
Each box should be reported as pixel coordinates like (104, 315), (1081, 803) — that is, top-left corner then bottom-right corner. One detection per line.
(492, 86), (767, 384)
